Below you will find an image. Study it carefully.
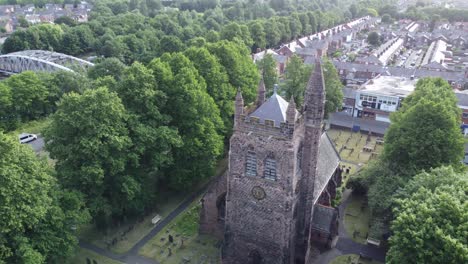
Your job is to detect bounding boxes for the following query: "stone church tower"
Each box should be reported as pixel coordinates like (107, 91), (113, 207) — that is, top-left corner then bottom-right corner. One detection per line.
(199, 61), (341, 264)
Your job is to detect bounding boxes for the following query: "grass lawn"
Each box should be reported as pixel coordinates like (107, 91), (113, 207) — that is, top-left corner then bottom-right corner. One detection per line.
(327, 129), (384, 164)
(66, 248), (122, 264)
(80, 157), (228, 255)
(338, 161), (360, 191)
(7, 118), (51, 136)
(139, 200), (221, 264)
(344, 194), (371, 244)
(80, 189), (189, 254)
(329, 254), (382, 264)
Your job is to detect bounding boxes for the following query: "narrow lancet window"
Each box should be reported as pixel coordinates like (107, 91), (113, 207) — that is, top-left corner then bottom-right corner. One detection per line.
(245, 151), (257, 177)
(264, 158), (277, 181)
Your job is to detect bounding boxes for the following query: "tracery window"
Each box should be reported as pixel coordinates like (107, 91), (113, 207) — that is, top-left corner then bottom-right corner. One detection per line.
(245, 151), (257, 177)
(264, 158), (277, 181)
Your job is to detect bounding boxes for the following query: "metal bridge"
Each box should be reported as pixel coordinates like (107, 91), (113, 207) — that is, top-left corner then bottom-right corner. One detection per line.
(0, 50), (94, 74)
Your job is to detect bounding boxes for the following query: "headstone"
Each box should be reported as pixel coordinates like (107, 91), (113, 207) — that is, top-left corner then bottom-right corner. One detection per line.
(168, 234), (174, 243)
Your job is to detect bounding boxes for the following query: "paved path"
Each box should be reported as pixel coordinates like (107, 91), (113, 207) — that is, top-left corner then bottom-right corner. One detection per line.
(312, 189), (387, 264)
(79, 170), (226, 264)
(25, 136), (44, 153)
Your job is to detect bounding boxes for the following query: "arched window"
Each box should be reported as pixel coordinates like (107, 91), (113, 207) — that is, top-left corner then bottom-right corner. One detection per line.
(245, 151), (257, 177)
(264, 158), (276, 181)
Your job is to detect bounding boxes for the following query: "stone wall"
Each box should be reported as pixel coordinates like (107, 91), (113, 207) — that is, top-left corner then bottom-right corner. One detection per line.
(223, 130), (299, 264)
(199, 171), (227, 240)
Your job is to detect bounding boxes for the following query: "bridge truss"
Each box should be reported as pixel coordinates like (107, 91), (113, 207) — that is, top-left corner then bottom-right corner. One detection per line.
(0, 50), (94, 74)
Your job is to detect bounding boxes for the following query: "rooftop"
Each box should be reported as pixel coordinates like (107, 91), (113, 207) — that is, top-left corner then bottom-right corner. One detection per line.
(249, 91), (297, 127)
(359, 75), (417, 97)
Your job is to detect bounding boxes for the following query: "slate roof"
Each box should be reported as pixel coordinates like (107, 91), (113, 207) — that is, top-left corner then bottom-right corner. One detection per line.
(333, 61), (467, 83)
(314, 133), (340, 203)
(249, 92), (296, 127)
(311, 204), (337, 233)
(456, 92), (468, 109)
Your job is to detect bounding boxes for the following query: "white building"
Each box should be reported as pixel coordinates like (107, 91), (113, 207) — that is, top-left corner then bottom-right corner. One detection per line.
(353, 75), (417, 122)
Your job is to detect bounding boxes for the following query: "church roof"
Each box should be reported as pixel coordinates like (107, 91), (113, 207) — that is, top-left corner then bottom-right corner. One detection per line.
(250, 92), (295, 127)
(314, 133), (341, 203)
(311, 204), (337, 233)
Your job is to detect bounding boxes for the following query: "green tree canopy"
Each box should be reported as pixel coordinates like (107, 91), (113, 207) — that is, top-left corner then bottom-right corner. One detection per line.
(44, 87), (133, 226)
(384, 78), (464, 176)
(207, 40), (260, 104)
(388, 167), (468, 264)
(281, 55), (311, 107)
(323, 59), (344, 117)
(367, 31), (380, 46)
(0, 132), (90, 263)
(256, 53), (278, 95)
(281, 57), (343, 117)
(184, 47), (235, 133)
(5, 71), (48, 121)
(148, 53), (224, 189)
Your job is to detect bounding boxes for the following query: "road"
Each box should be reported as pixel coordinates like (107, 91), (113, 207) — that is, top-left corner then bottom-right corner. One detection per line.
(27, 136), (45, 153)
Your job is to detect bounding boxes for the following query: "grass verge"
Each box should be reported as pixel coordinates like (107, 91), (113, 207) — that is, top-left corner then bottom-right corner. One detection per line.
(329, 254), (382, 264)
(66, 248), (122, 264)
(139, 200), (221, 264)
(343, 194), (371, 244)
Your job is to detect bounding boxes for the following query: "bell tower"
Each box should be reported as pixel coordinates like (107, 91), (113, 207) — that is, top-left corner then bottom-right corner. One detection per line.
(224, 80), (301, 263)
(223, 61), (328, 264)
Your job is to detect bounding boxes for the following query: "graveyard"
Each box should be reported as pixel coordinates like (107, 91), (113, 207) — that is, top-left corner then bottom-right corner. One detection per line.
(139, 201), (221, 264)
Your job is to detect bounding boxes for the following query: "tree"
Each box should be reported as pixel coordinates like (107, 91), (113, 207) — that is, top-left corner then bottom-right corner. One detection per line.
(207, 40), (260, 104)
(54, 16), (77, 26)
(281, 55), (311, 107)
(383, 78), (464, 176)
(381, 14), (392, 24)
(184, 47), (235, 133)
(221, 22), (253, 47)
(158, 35), (185, 54)
(264, 20), (281, 48)
(367, 31), (380, 46)
(0, 83), (14, 131)
(349, 4), (358, 18)
(256, 53), (278, 94)
(0, 132), (90, 263)
(363, 8), (378, 17)
(44, 87), (133, 226)
(248, 21), (266, 51)
(112, 62), (182, 211)
(5, 71), (48, 121)
(148, 53), (224, 189)
(88, 57), (127, 82)
(387, 167), (468, 264)
(430, 14), (441, 32)
(322, 59), (343, 117)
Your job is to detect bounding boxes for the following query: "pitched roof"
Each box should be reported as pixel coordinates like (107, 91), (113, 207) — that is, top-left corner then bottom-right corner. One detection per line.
(250, 92), (291, 127)
(314, 133), (340, 202)
(311, 204), (337, 233)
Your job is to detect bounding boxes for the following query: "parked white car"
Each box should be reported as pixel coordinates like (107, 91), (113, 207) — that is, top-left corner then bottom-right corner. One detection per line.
(19, 133), (37, 144)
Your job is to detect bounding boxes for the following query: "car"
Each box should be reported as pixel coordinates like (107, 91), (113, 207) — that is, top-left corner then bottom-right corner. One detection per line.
(19, 133), (38, 144)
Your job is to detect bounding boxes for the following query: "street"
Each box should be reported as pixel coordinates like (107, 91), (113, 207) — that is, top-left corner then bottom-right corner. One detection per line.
(26, 136), (45, 153)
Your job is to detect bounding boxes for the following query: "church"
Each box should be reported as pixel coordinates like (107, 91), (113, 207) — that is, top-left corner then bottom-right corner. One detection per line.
(199, 61), (342, 264)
